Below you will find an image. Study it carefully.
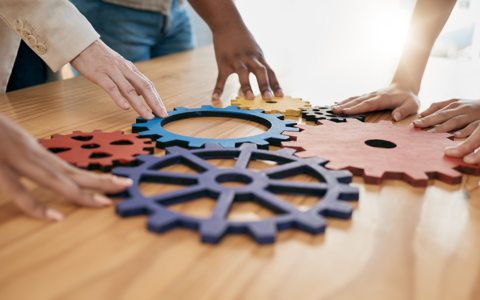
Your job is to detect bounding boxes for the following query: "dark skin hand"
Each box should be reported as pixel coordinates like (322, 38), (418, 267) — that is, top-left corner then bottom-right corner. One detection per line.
(0, 114), (133, 221)
(188, 0), (283, 100)
(332, 0), (456, 121)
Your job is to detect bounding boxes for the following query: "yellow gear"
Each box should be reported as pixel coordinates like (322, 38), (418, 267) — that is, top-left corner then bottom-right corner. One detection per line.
(231, 95), (311, 116)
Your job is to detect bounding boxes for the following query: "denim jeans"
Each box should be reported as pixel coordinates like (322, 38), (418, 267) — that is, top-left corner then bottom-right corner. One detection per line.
(70, 0), (195, 62)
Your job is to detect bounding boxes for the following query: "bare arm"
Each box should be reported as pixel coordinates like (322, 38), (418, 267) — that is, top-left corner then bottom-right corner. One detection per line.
(188, 0), (282, 100)
(332, 0), (456, 121)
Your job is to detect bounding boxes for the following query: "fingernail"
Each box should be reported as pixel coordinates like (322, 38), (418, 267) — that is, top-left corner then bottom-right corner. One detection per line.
(124, 102), (130, 109)
(212, 92), (220, 100)
(46, 208), (63, 221)
(393, 112), (401, 122)
(112, 176), (133, 187)
(160, 108), (169, 118)
(413, 119), (422, 126)
(263, 90), (273, 100)
(246, 90), (254, 99)
(343, 108), (351, 111)
(332, 105), (340, 110)
(93, 194), (112, 206)
(465, 153), (475, 164)
(146, 111), (155, 119)
(428, 128), (436, 133)
(454, 131), (461, 137)
(276, 89), (284, 97)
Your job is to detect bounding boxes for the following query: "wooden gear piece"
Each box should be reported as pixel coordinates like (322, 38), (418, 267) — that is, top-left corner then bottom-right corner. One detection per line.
(110, 143), (359, 244)
(133, 105), (299, 149)
(231, 95), (311, 116)
(39, 130), (154, 172)
(281, 119), (480, 187)
(302, 106), (365, 123)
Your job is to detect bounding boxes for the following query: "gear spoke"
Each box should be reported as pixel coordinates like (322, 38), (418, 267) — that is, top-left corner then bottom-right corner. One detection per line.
(267, 179), (328, 196)
(139, 170), (199, 185)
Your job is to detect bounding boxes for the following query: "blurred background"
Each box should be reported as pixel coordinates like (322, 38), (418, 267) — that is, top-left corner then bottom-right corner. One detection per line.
(61, 0), (480, 109)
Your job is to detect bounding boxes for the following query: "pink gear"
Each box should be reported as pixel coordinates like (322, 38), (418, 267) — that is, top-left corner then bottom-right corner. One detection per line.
(281, 119), (480, 187)
(39, 130), (153, 172)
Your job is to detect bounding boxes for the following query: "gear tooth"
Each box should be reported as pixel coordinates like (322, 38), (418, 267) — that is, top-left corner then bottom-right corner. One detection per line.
(281, 131), (301, 139)
(271, 113), (284, 119)
(116, 200), (149, 217)
(136, 116), (147, 123)
(329, 170), (354, 183)
(224, 106), (239, 111)
(147, 210), (181, 233)
(204, 143), (225, 149)
(51, 134), (61, 138)
(157, 136), (174, 142)
(281, 141), (304, 150)
(378, 120), (393, 125)
(322, 202), (353, 219)
(276, 147), (297, 155)
(338, 185), (359, 200)
(200, 220), (229, 244)
(292, 212), (326, 234)
(304, 156), (328, 166)
(201, 105), (214, 110)
(274, 134), (290, 140)
(247, 220), (277, 244)
(188, 140), (206, 148)
(251, 109), (265, 114)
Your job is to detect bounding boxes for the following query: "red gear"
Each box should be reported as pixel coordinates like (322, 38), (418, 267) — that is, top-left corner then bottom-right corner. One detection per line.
(39, 130), (153, 172)
(281, 119), (480, 187)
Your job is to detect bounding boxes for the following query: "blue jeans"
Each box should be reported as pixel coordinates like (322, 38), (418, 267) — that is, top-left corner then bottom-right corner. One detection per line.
(70, 0), (195, 62)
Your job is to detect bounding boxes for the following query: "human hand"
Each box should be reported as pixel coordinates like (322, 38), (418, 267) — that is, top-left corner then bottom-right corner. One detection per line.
(413, 99), (480, 136)
(445, 121), (480, 164)
(331, 83), (420, 121)
(211, 27), (283, 101)
(70, 40), (168, 119)
(0, 114), (133, 221)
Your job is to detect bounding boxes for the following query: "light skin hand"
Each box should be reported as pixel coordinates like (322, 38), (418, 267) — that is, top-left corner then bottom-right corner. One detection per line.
(331, 83), (420, 121)
(0, 114), (133, 221)
(445, 120), (480, 164)
(413, 99), (480, 136)
(70, 40), (168, 119)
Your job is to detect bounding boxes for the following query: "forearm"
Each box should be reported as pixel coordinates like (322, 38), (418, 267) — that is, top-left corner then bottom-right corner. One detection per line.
(392, 0), (456, 94)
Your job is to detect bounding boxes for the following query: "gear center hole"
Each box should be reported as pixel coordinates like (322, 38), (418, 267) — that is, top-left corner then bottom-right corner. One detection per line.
(216, 173), (252, 188)
(163, 116), (268, 139)
(365, 139), (396, 149)
(265, 101), (277, 103)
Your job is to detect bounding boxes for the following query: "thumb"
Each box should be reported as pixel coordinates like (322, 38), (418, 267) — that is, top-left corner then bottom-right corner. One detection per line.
(391, 98), (419, 122)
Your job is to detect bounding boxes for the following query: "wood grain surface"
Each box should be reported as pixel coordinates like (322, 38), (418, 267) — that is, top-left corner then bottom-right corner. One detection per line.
(1, 45), (480, 300)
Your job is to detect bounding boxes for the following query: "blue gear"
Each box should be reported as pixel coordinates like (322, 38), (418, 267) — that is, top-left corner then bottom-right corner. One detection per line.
(132, 105), (299, 149)
(112, 143), (359, 244)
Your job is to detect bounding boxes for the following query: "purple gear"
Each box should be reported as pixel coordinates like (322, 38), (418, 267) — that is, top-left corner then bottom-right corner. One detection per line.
(111, 143), (359, 244)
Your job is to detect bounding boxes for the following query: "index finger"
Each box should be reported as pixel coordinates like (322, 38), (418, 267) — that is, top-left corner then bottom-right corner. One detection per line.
(124, 63), (168, 118)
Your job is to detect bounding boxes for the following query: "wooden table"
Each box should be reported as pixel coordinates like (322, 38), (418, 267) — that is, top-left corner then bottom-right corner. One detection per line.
(1, 45), (480, 300)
